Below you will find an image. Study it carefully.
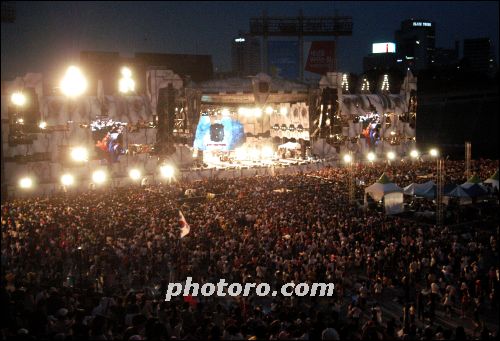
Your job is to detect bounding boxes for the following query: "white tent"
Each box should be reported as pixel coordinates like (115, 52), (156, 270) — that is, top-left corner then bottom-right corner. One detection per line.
(483, 170), (499, 190)
(365, 173), (404, 215)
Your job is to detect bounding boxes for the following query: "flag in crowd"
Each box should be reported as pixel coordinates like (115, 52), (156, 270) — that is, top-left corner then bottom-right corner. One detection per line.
(179, 210), (190, 238)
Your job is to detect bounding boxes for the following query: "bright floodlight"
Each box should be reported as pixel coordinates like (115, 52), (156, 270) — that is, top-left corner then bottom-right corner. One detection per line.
(19, 177), (33, 189)
(39, 121), (47, 129)
(343, 154), (352, 163)
(11, 92), (27, 106)
(265, 106), (274, 115)
(129, 169), (142, 181)
(280, 107), (288, 115)
(387, 151), (396, 160)
(367, 152), (376, 162)
(429, 148), (439, 157)
(121, 67), (132, 78)
(119, 77), (135, 94)
(221, 108), (230, 116)
(92, 170), (107, 184)
(70, 147), (88, 162)
(253, 108), (262, 117)
(60, 66), (88, 98)
(61, 174), (75, 186)
(160, 164), (175, 178)
(410, 149), (419, 158)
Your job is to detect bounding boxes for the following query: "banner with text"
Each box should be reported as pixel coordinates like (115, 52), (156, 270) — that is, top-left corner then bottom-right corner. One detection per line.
(305, 41), (335, 75)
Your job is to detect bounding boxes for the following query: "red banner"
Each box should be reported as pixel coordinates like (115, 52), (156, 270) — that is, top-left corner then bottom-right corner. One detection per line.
(305, 41), (335, 75)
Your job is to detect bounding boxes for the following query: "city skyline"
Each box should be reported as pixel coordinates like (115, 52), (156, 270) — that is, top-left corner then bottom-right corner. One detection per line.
(1, 1), (499, 81)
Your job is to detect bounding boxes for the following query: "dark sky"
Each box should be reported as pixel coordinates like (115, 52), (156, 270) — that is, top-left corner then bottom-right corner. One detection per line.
(1, 1), (498, 81)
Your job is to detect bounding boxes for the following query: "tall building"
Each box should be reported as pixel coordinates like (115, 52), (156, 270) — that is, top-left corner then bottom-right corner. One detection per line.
(463, 38), (496, 75)
(231, 33), (261, 77)
(395, 19), (436, 73)
(432, 41), (459, 68)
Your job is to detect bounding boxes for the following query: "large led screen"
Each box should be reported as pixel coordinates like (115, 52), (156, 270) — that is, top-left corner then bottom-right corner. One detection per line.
(193, 116), (245, 151)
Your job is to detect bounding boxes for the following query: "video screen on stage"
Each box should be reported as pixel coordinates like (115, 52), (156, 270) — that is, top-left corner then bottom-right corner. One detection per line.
(91, 118), (127, 163)
(360, 113), (381, 147)
(193, 116), (245, 151)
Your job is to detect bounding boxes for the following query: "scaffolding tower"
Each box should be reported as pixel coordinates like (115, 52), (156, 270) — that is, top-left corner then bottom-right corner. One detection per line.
(436, 158), (445, 226)
(465, 141), (471, 179)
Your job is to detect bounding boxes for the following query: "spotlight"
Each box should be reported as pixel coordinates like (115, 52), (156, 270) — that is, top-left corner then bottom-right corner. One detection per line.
(343, 154), (352, 163)
(121, 67), (132, 78)
(280, 107), (288, 115)
(159, 164), (174, 179)
(11, 92), (27, 106)
(221, 108), (230, 116)
(253, 108), (262, 117)
(410, 150), (419, 158)
(129, 169), (142, 181)
(429, 148), (439, 157)
(60, 66), (87, 98)
(92, 170), (107, 184)
(265, 106), (273, 115)
(70, 147), (88, 162)
(387, 151), (396, 160)
(39, 121), (47, 129)
(119, 78), (135, 93)
(367, 152), (376, 162)
(61, 174), (75, 186)
(19, 177), (33, 189)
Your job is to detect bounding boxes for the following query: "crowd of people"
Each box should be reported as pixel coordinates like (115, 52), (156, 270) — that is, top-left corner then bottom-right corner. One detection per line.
(1, 159), (499, 340)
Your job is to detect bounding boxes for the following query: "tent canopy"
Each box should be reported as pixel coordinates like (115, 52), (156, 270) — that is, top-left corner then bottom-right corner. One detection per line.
(464, 183), (488, 197)
(467, 173), (482, 184)
(365, 173), (403, 202)
(444, 184), (470, 198)
(489, 170), (499, 181)
(461, 173), (484, 189)
(403, 180), (436, 198)
(484, 170), (499, 190)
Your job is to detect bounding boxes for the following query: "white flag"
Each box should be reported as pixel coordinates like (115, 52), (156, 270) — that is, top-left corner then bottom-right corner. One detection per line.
(179, 210), (190, 238)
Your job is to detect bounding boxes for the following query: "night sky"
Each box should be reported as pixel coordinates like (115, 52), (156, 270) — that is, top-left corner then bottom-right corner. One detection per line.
(1, 1), (498, 82)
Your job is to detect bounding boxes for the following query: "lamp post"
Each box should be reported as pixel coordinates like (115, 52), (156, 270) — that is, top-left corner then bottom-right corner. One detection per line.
(429, 148), (443, 225)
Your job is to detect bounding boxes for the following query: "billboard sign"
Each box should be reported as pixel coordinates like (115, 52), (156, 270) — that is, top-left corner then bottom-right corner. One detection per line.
(372, 42), (396, 54)
(304, 41), (335, 75)
(268, 41), (299, 79)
